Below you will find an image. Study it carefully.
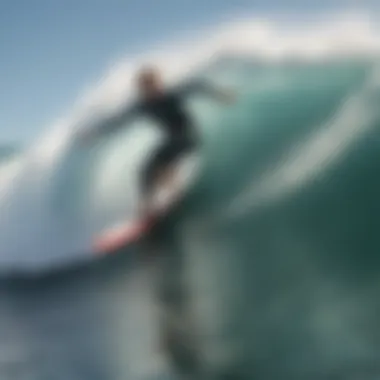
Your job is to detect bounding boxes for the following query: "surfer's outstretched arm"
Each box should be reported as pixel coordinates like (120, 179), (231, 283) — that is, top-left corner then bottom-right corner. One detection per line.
(79, 102), (142, 143)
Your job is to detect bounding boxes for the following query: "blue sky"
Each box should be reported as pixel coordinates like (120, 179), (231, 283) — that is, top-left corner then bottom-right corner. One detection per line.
(0, 0), (376, 144)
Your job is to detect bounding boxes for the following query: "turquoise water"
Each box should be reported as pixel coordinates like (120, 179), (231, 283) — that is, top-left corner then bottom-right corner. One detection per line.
(0, 58), (380, 379)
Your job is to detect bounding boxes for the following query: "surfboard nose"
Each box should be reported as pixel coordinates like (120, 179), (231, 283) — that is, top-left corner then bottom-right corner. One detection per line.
(93, 221), (147, 254)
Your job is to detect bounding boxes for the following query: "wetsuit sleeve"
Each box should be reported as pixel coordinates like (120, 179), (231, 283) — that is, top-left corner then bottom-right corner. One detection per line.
(83, 102), (143, 140)
(101, 102), (142, 133)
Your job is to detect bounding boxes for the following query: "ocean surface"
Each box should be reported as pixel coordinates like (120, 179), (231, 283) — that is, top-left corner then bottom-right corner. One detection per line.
(1, 18), (380, 379)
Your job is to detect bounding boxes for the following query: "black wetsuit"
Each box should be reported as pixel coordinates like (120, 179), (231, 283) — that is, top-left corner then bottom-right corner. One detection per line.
(108, 80), (221, 194)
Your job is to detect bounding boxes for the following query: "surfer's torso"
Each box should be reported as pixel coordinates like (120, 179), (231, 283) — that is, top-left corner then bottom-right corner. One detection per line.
(123, 80), (218, 143)
(136, 90), (194, 141)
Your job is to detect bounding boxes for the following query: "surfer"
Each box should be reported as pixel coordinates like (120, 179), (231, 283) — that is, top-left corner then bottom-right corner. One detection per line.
(84, 67), (234, 376)
(83, 65), (234, 220)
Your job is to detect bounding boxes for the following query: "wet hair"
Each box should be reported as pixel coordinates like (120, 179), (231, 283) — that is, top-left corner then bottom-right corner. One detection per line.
(136, 65), (160, 89)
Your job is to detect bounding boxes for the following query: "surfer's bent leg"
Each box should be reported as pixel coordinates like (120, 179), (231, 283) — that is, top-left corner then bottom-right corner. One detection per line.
(155, 137), (197, 191)
(139, 137), (196, 216)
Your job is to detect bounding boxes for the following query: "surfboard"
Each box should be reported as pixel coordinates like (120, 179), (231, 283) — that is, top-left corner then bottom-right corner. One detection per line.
(92, 153), (201, 255)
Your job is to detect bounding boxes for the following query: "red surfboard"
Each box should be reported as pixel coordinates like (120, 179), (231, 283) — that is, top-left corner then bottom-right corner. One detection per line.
(92, 217), (154, 254)
(92, 153), (201, 255)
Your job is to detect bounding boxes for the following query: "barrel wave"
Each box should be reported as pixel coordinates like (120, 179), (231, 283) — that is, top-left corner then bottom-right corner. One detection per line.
(0, 55), (378, 274)
(1, 13), (380, 379)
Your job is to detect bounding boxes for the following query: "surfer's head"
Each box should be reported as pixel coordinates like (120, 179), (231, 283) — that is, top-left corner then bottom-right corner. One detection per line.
(136, 66), (163, 98)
